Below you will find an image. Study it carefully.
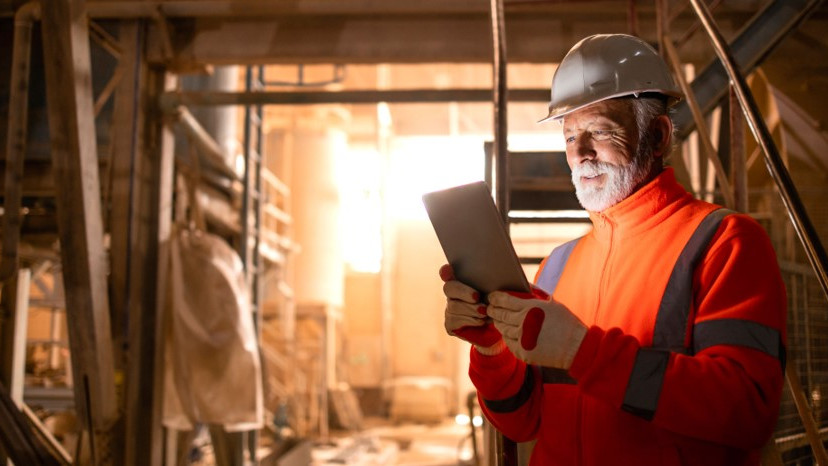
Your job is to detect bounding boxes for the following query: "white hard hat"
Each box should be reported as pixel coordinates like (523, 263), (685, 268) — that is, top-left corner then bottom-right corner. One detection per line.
(540, 34), (683, 122)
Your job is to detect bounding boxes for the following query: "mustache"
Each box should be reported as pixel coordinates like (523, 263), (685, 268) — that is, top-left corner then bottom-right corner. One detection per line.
(571, 161), (613, 178)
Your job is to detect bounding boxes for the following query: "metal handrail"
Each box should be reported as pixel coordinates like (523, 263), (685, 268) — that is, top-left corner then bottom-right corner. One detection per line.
(688, 0), (828, 302)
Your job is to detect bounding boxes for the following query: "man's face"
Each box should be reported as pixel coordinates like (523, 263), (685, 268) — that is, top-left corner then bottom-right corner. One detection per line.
(562, 99), (653, 212)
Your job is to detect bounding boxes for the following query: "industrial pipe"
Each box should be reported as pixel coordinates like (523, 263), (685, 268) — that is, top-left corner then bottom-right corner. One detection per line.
(689, 0), (828, 301)
(168, 105), (241, 182)
(489, 0), (514, 465)
(1, 1), (41, 282)
(490, 0), (509, 224)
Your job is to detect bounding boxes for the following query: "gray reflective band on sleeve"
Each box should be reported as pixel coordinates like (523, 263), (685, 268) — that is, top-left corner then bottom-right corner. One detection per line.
(541, 367), (577, 385)
(622, 349), (671, 420)
(483, 365), (536, 413)
(694, 318), (782, 362)
(536, 237), (581, 295)
(652, 208), (734, 351)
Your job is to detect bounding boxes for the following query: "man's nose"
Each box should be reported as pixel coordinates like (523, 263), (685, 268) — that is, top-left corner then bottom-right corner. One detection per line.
(570, 132), (597, 161)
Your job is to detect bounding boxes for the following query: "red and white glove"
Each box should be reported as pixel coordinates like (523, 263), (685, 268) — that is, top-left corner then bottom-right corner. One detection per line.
(440, 264), (506, 356)
(487, 288), (587, 369)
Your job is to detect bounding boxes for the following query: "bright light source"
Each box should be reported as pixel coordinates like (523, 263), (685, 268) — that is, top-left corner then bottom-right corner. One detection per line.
(386, 136), (485, 220)
(508, 132), (566, 152)
(455, 414), (471, 426)
(377, 102), (392, 128)
(339, 147), (383, 273)
(472, 415), (484, 427)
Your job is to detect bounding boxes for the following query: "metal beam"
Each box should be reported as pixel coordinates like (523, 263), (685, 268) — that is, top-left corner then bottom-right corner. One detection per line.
(126, 69), (176, 466)
(674, 0), (824, 139)
(1, 2), (40, 282)
(149, 15), (638, 66)
(39, 1), (119, 464)
(159, 88), (549, 107)
(106, 19), (166, 466)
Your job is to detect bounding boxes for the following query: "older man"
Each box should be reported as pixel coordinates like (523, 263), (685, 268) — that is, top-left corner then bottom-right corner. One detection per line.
(441, 34), (787, 465)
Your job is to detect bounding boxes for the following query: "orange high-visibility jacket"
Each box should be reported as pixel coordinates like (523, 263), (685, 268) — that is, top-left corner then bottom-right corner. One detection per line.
(469, 168), (787, 466)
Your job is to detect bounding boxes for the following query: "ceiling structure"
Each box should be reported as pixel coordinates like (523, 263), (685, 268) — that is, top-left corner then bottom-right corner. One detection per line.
(1, 0), (799, 69)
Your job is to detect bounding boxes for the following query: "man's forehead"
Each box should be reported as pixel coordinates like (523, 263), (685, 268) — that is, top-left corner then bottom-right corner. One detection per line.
(562, 99), (635, 129)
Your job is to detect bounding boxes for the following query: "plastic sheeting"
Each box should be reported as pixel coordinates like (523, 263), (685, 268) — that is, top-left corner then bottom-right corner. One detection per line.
(162, 226), (263, 432)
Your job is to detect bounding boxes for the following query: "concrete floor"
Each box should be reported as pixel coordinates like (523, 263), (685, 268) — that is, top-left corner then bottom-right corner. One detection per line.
(311, 417), (480, 465)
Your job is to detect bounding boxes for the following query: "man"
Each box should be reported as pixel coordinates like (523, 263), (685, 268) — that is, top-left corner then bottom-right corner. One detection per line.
(441, 34), (787, 465)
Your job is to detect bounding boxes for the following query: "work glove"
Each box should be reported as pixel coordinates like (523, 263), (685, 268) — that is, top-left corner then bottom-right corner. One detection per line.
(487, 288), (587, 369)
(440, 264), (506, 356)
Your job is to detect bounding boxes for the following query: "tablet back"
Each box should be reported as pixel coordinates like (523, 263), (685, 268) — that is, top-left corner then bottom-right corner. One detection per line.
(423, 181), (530, 295)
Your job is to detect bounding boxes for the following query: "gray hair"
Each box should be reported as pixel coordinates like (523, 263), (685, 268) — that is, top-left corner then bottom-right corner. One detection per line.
(630, 96), (674, 163)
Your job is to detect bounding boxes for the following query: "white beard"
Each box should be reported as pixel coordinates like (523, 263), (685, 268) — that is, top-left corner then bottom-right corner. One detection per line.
(571, 147), (653, 212)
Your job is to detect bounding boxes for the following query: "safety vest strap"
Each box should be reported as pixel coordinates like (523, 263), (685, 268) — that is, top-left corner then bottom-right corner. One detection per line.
(653, 208), (784, 365)
(622, 318), (785, 420)
(621, 349), (671, 420)
(532, 208), (785, 419)
(620, 208), (733, 419)
(652, 208), (734, 351)
(483, 365), (537, 413)
(540, 367), (576, 385)
(535, 237), (581, 294)
(694, 318), (785, 366)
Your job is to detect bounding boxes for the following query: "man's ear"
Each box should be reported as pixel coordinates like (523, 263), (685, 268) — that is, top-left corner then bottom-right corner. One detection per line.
(651, 114), (673, 159)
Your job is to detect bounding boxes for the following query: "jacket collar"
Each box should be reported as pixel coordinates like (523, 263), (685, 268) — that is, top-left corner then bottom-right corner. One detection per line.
(587, 167), (693, 240)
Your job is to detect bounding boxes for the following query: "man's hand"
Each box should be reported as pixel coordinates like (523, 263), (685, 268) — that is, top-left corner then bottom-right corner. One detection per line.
(487, 288), (587, 369)
(440, 265), (505, 355)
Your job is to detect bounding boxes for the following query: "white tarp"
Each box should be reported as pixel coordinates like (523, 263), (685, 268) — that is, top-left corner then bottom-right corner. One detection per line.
(162, 226), (263, 432)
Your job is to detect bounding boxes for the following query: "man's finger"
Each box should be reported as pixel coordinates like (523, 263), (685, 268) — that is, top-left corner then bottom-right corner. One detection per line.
(439, 264), (455, 282)
(487, 305), (525, 326)
(443, 280), (480, 303)
(487, 291), (533, 310)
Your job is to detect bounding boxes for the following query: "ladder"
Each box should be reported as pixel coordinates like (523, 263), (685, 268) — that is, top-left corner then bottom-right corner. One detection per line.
(240, 65), (266, 465)
(242, 65), (266, 334)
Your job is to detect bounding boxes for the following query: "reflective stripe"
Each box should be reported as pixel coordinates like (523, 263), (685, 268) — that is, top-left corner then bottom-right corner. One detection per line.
(541, 367), (576, 385)
(536, 237), (581, 295)
(622, 208), (733, 420)
(622, 349), (670, 420)
(483, 365), (536, 413)
(652, 208), (734, 351)
(694, 318), (782, 362)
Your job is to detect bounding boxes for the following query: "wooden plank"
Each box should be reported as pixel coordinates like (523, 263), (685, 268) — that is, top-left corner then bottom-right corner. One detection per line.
(121, 61), (176, 466)
(3, 269), (31, 405)
(1, 266), (32, 466)
(39, 1), (120, 464)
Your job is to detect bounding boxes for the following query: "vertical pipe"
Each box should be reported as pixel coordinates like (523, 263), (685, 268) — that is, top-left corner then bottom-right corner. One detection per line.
(627, 0), (639, 37)
(689, 0), (828, 300)
(729, 87), (748, 213)
(1, 2), (41, 282)
(489, 0), (514, 465)
(655, 0), (667, 54)
(490, 0), (509, 225)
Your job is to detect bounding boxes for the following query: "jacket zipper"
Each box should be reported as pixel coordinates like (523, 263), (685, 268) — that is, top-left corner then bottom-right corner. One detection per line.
(593, 214), (613, 323)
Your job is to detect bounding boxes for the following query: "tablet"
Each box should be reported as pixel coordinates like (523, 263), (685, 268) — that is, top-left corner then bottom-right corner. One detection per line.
(423, 181), (531, 295)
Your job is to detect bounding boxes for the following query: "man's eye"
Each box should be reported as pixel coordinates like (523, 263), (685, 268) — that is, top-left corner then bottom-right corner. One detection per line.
(592, 130), (613, 140)
(565, 136), (576, 144)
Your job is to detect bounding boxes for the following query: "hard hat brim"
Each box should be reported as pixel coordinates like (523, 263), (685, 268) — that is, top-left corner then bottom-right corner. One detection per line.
(538, 89), (683, 123)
